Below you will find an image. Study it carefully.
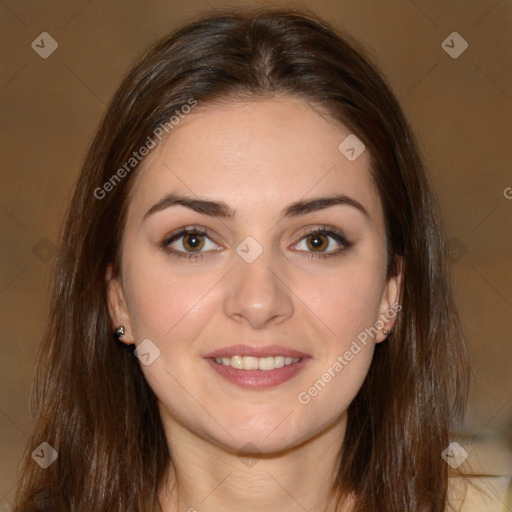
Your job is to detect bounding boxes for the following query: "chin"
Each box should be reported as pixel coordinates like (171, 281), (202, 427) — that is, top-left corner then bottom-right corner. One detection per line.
(202, 411), (315, 455)
(217, 430), (307, 457)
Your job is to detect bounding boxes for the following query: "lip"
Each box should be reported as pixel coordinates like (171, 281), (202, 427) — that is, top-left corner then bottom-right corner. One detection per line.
(203, 344), (310, 359)
(205, 356), (311, 389)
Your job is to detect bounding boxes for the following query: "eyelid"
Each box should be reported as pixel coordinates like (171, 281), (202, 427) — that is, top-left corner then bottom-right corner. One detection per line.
(163, 225), (209, 241)
(295, 225), (348, 241)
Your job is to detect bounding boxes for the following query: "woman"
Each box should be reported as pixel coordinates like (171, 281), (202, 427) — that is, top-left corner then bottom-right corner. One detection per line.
(13, 7), (475, 511)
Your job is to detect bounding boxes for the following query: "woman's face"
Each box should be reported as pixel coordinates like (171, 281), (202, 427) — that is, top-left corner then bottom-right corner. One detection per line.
(107, 96), (401, 454)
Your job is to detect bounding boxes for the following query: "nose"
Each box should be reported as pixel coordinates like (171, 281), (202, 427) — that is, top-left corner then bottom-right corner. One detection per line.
(223, 248), (294, 329)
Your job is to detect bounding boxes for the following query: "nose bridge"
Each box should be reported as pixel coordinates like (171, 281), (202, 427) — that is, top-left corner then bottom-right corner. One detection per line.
(223, 240), (294, 328)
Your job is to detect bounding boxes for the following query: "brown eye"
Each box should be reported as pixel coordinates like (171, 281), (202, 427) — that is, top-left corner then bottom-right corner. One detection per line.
(182, 232), (205, 252)
(162, 226), (222, 259)
(292, 226), (353, 259)
(306, 233), (329, 252)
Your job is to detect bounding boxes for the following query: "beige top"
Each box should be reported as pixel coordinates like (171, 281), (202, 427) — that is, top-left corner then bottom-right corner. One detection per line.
(447, 475), (512, 511)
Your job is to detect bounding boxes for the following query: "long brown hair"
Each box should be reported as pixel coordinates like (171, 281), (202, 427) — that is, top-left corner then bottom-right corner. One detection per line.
(13, 7), (470, 511)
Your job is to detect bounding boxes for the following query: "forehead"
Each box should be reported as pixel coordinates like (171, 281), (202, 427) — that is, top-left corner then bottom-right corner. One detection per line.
(126, 96), (382, 224)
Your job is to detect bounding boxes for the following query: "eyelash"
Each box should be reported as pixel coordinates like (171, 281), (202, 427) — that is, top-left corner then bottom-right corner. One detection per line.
(161, 225), (353, 261)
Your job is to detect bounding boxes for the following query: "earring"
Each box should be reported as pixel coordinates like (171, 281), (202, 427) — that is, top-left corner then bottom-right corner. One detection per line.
(382, 329), (393, 336)
(114, 326), (126, 343)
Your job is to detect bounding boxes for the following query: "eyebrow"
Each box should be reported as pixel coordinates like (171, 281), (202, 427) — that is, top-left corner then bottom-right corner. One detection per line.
(142, 192), (370, 222)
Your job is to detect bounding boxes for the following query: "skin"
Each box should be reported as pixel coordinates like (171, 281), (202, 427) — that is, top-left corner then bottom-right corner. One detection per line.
(106, 96), (402, 512)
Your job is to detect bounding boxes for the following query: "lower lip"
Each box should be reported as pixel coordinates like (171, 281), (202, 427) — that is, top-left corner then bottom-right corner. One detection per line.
(204, 357), (311, 389)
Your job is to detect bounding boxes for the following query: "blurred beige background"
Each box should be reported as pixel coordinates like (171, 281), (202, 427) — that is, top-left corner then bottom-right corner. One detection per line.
(1, 0), (511, 509)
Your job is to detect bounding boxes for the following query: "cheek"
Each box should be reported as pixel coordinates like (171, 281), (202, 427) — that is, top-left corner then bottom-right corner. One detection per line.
(292, 264), (382, 420)
(284, 255), (385, 411)
(124, 259), (221, 345)
(296, 345), (374, 426)
(295, 257), (386, 345)
(122, 260), (225, 429)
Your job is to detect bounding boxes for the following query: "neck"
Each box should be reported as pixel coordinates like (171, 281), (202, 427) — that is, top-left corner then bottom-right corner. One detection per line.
(157, 409), (354, 512)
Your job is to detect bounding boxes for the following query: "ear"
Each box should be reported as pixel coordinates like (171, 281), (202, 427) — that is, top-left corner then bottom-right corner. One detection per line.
(105, 263), (134, 345)
(375, 255), (403, 343)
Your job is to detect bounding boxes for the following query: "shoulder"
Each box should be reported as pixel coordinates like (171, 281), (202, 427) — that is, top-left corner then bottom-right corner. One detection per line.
(447, 475), (512, 511)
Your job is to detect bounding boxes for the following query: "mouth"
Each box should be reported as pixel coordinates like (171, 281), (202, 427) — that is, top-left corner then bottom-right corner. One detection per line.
(210, 354), (303, 370)
(204, 354), (311, 389)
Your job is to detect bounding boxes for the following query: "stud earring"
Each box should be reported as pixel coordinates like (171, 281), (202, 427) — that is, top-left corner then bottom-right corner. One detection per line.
(114, 326), (126, 343)
(382, 329), (393, 336)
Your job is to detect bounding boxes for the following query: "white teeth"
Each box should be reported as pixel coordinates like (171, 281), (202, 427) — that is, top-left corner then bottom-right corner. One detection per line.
(243, 356), (259, 370)
(274, 356), (285, 368)
(231, 355), (244, 369)
(258, 357), (275, 370)
(213, 355), (301, 370)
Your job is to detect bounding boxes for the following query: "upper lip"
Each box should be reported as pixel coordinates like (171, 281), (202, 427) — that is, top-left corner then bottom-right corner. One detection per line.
(204, 344), (310, 359)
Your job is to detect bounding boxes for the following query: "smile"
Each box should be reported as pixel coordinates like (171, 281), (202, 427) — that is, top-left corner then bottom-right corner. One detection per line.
(212, 355), (301, 370)
(205, 356), (310, 389)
